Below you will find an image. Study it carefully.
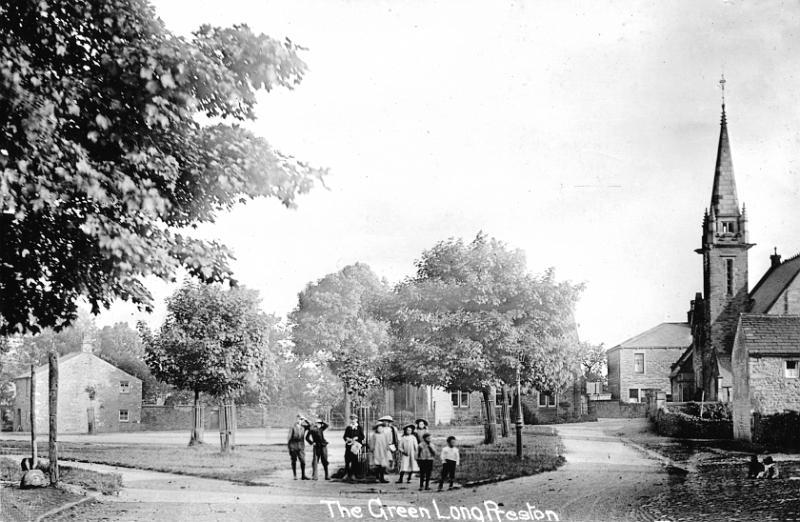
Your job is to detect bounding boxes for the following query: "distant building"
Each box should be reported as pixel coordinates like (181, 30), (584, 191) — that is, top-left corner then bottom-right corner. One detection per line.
(607, 323), (691, 403)
(13, 351), (142, 433)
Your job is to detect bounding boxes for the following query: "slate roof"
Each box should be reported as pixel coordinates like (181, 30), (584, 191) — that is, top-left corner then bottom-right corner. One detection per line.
(611, 322), (692, 350)
(749, 253), (800, 314)
(737, 314), (800, 355)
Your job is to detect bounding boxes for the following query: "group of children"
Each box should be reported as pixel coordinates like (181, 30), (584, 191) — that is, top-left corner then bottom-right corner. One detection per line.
(747, 454), (780, 479)
(367, 416), (460, 491)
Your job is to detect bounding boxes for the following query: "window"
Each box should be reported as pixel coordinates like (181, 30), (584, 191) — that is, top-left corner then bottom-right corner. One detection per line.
(538, 392), (555, 408)
(629, 389), (639, 403)
(726, 259), (734, 296)
(119, 381), (130, 394)
(634, 353), (645, 374)
(119, 409), (129, 422)
(722, 221), (736, 235)
(451, 391), (469, 408)
(785, 361), (799, 379)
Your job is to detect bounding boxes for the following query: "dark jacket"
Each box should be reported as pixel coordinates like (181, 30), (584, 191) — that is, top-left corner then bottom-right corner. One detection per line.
(343, 424), (365, 445)
(306, 422), (329, 446)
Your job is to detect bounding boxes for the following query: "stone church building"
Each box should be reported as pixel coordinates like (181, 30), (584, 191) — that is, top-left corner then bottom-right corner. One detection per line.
(609, 90), (800, 440)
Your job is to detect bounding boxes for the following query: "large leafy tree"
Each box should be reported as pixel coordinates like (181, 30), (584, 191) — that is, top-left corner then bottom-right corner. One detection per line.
(388, 233), (582, 443)
(0, 0), (323, 335)
(290, 263), (391, 421)
(141, 281), (276, 449)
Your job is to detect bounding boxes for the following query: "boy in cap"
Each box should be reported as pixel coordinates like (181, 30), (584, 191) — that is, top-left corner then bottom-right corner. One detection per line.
(287, 415), (310, 480)
(305, 417), (330, 480)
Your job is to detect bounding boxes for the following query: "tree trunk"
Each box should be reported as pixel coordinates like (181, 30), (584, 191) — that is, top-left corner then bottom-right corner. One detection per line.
(554, 390), (560, 424)
(30, 364), (37, 464)
(189, 390), (204, 446)
(48, 351), (58, 485)
(481, 386), (498, 444)
(219, 400), (235, 453)
(500, 384), (510, 438)
(343, 382), (351, 424)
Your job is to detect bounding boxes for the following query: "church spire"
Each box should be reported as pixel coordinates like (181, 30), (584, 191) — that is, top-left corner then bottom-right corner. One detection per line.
(710, 74), (739, 217)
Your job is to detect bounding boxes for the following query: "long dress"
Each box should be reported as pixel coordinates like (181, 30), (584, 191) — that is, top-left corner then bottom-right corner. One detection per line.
(369, 429), (390, 468)
(399, 434), (419, 472)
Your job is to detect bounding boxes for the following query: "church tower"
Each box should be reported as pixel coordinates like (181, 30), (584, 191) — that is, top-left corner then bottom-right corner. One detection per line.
(695, 77), (754, 400)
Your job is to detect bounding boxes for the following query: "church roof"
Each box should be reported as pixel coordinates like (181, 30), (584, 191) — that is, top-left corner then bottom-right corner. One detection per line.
(710, 107), (740, 217)
(611, 322), (692, 350)
(737, 314), (800, 355)
(749, 253), (800, 314)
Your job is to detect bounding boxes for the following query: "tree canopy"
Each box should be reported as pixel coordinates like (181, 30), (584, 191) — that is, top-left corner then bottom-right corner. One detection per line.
(289, 263), (390, 404)
(141, 281), (276, 402)
(388, 233), (582, 391)
(0, 0), (324, 335)
(386, 233), (582, 441)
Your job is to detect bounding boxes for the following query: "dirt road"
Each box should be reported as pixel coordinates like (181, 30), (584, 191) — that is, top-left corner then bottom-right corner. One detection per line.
(45, 420), (670, 522)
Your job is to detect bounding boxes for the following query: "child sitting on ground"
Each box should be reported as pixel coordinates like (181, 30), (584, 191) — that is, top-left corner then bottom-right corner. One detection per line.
(438, 435), (459, 491)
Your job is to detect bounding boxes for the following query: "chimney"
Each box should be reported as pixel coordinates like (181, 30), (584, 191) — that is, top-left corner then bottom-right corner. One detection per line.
(771, 247), (782, 269)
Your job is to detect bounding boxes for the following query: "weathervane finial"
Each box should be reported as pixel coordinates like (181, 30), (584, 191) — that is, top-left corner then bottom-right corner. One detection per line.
(719, 74), (727, 123)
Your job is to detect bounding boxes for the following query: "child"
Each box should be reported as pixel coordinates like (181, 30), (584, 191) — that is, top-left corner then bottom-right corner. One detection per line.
(416, 432), (436, 491)
(747, 454), (764, 479)
(438, 435), (459, 491)
(758, 456), (780, 479)
(398, 425), (419, 484)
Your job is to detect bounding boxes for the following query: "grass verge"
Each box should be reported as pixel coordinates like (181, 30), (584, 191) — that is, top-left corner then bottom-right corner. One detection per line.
(0, 440), (285, 484)
(0, 456), (122, 495)
(455, 426), (565, 484)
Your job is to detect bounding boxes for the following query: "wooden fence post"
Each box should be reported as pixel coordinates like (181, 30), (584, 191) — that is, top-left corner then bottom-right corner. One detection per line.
(48, 351), (58, 485)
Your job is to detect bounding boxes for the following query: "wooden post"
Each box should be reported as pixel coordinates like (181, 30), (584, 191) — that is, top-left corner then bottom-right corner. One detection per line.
(30, 364), (37, 464)
(190, 390), (204, 445)
(48, 351), (58, 485)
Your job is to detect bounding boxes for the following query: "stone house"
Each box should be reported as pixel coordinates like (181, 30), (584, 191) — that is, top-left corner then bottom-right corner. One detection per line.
(732, 315), (800, 440)
(607, 323), (691, 403)
(13, 351), (142, 433)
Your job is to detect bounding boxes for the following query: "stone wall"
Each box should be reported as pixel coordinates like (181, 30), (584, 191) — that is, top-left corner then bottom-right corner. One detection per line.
(749, 357), (800, 415)
(589, 400), (647, 418)
(139, 404), (296, 431)
(607, 347), (684, 402)
(653, 408), (732, 439)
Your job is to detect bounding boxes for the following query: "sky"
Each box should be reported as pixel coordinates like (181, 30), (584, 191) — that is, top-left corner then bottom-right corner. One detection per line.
(94, 0), (800, 349)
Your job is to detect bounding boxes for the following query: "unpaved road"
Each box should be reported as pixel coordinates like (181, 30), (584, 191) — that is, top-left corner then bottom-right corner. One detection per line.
(45, 420), (670, 522)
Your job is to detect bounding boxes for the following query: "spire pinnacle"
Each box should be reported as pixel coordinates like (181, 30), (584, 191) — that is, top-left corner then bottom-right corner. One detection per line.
(710, 75), (738, 217)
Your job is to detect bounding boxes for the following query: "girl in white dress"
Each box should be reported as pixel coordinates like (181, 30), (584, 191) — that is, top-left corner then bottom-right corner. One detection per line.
(397, 425), (419, 483)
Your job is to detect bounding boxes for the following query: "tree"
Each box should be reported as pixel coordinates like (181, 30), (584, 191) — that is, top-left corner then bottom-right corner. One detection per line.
(388, 233), (582, 443)
(0, 0), (324, 336)
(97, 322), (171, 403)
(578, 342), (607, 383)
(290, 263), (390, 421)
(141, 281), (275, 451)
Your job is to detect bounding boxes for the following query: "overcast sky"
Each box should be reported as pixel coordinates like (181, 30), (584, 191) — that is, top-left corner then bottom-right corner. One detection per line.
(94, 0), (800, 348)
